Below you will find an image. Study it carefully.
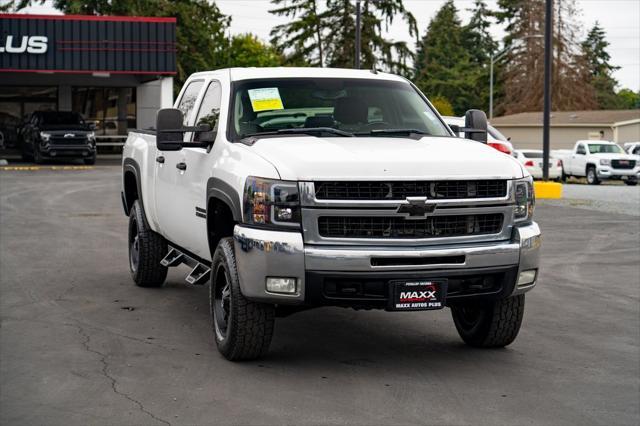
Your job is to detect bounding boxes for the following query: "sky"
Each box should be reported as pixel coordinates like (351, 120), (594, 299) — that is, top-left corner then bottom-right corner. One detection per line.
(9, 0), (640, 91)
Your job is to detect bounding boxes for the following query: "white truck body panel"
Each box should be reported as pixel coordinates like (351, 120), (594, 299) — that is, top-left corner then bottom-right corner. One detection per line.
(122, 67), (541, 303)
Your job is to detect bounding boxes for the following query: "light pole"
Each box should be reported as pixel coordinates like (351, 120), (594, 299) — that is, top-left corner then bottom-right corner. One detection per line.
(355, 0), (361, 69)
(489, 35), (543, 119)
(542, 0), (553, 181)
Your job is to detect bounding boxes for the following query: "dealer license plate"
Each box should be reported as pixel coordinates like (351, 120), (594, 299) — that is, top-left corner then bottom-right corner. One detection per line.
(388, 279), (447, 311)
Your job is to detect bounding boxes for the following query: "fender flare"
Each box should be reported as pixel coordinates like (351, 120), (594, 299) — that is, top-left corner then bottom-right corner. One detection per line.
(206, 177), (242, 222)
(122, 158), (149, 225)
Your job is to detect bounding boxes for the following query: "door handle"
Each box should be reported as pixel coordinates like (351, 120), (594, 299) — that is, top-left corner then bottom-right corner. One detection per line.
(156, 156), (165, 164)
(176, 162), (187, 171)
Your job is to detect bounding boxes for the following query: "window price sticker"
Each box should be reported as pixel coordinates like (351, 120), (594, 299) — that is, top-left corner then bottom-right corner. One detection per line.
(248, 87), (284, 112)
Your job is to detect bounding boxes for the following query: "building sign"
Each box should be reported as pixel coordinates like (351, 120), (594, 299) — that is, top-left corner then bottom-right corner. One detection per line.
(0, 14), (176, 74)
(0, 35), (48, 54)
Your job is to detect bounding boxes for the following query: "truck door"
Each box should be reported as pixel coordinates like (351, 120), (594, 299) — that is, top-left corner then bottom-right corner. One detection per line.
(572, 143), (588, 176)
(173, 80), (223, 260)
(154, 80), (204, 244)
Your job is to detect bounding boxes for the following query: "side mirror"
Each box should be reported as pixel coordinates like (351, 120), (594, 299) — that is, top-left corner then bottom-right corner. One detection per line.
(464, 109), (488, 143)
(448, 124), (461, 136)
(156, 108), (184, 151)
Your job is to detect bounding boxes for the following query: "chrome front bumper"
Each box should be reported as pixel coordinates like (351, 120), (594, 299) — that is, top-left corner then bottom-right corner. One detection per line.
(233, 222), (541, 304)
(597, 167), (640, 179)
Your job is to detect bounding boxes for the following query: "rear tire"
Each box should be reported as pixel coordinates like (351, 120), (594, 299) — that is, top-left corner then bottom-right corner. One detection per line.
(451, 295), (525, 348)
(586, 166), (600, 185)
(210, 237), (275, 361)
(560, 168), (567, 182)
(624, 179), (637, 186)
(128, 200), (168, 287)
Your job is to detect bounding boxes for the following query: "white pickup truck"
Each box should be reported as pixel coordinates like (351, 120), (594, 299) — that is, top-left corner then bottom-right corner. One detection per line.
(558, 140), (639, 185)
(121, 68), (540, 360)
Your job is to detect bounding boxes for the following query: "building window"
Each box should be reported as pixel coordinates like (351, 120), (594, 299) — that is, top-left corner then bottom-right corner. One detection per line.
(72, 87), (136, 136)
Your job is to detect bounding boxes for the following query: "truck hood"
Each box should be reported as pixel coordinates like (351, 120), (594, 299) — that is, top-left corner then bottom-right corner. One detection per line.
(246, 136), (525, 180)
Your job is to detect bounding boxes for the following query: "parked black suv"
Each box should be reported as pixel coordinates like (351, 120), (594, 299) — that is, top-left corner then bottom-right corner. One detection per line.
(20, 111), (97, 164)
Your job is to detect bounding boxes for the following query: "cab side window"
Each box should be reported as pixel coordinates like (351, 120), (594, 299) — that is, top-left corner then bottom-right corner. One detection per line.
(193, 81), (222, 142)
(176, 80), (204, 126)
(576, 144), (586, 155)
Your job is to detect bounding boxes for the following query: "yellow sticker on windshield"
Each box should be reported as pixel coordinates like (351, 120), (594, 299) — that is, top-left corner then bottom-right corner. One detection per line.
(248, 88), (284, 112)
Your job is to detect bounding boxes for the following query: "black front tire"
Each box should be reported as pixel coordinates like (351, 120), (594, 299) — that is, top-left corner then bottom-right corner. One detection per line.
(624, 179), (637, 186)
(84, 154), (96, 165)
(33, 147), (43, 164)
(451, 295), (525, 348)
(128, 200), (168, 287)
(210, 237), (275, 361)
(586, 167), (600, 185)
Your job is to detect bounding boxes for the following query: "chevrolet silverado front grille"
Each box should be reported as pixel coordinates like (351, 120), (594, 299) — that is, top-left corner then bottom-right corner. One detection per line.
(317, 214), (504, 239)
(314, 180), (507, 200)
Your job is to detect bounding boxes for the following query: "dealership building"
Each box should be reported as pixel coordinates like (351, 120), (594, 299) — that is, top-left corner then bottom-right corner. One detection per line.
(0, 13), (176, 149)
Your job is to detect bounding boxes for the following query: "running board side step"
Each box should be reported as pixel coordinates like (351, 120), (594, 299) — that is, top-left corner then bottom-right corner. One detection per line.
(160, 246), (211, 286)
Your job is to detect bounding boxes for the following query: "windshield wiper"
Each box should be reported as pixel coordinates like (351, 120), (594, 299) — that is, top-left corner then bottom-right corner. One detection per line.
(355, 128), (429, 137)
(242, 127), (354, 140)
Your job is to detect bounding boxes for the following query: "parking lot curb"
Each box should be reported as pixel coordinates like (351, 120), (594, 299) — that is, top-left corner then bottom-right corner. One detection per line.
(534, 181), (563, 199)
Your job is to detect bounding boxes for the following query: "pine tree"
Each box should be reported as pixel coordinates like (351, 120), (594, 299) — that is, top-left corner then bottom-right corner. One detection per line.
(414, 0), (475, 115)
(581, 22), (622, 109)
(269, 0), (326, 66)
(461, 0), (498, 112)
(463, 0), (497, 67)
(495, 0), (596, 115)
(324, 0), (418, 75)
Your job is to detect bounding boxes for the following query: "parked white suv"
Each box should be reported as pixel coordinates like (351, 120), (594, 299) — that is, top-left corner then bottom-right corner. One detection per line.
(557, 140), (639, 185)
(121, 67), (540, 360)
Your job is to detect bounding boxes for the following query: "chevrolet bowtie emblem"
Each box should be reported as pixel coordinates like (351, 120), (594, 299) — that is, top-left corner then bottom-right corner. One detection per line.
(64, 133), (75, 138)
(396, 196), (437, 218)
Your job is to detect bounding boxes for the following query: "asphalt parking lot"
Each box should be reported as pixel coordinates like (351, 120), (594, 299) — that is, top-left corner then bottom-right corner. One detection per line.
(1, 163), (639, 426)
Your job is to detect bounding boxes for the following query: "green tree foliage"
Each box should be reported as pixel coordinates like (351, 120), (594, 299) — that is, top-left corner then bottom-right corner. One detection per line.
(227, 34), (283, 68)
(616, 89), (640, 109)
(270, 0), (326, 66)
(461, 0), (498, 112)
(323, 0), (417, 75)
(414, 0), (474, 115)
(581, 22), (624, 109)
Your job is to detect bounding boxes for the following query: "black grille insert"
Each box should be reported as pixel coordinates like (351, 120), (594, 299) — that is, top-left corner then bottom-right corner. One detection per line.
(611, 159), (636, 169)
(318, 214), (504, 239)
(315, 180), (507, 200)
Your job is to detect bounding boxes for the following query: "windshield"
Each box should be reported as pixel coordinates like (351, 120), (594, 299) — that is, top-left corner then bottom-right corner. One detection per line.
(229, 78), (451, 140)
(488, 125), (508, 142)
(588, 144), (623, 154)
(40, 112), (84, 125)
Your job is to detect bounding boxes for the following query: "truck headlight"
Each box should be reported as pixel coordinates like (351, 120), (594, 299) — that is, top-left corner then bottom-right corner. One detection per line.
(599, 159), (610, 166)
(87, 132), (96, 147)
(243, 177), (301, 229)
(40, 132), (51, 142)
(514, 177), (535, 223)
